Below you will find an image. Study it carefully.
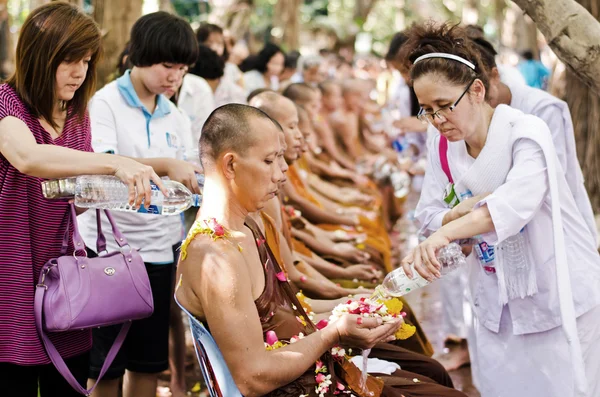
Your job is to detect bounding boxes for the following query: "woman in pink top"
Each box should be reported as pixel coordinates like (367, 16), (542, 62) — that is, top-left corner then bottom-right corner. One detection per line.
(0, 4), (199, 396)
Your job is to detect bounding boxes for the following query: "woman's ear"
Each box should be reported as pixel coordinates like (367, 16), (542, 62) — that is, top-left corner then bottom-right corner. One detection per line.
(470, 79), (487, 103)
(221, 152), (236, 179)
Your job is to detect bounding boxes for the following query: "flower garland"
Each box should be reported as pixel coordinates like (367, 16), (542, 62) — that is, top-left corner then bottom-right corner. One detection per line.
(180, 218), (243, 260)
(264, 330), (356, 397)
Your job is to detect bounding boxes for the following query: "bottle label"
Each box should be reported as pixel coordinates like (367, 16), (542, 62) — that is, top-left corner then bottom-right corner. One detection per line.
(391, 269), (430, 296)
(474, 241), (495, 264)
(137, 185), (164, 215)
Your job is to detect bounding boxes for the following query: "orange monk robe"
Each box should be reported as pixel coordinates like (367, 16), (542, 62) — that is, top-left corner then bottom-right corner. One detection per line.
(286, 164), (393, 273)
(261, 210), (433, 357)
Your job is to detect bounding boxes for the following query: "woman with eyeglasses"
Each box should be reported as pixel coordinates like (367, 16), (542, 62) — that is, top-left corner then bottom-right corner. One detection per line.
(399, 22), (600, 397)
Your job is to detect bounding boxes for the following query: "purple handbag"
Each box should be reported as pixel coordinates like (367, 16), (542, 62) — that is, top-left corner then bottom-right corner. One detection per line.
(34, 204), (154, 396)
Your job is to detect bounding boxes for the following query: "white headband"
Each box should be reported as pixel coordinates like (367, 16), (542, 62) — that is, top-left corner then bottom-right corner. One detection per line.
(414, 53), (476, 70)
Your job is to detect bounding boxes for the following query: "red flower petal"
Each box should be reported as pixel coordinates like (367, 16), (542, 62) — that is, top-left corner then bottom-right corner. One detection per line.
(276, 272), (287, 282)
(265, 330), (278, 346)
(315, 319), (329, 330)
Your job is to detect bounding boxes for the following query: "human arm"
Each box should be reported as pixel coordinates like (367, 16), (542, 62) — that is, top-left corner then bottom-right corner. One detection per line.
(404, 137), (549, 280)
(180, 240), (400, 396)
(282, 181), (358, 226)
(313, 121), (356, 170)
(292, 228), (369, 264)
(0, 116), (165, 208)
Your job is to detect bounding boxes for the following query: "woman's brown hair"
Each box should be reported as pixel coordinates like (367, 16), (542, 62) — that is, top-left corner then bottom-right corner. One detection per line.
(398, 21), (491, 99)
(7, 2), (102, 129)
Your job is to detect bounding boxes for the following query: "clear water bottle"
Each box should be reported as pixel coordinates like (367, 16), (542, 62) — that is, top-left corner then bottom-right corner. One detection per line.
(42, 175), (202, 216)
(460, 190), (496, 274)
(372, 243), (466, 299)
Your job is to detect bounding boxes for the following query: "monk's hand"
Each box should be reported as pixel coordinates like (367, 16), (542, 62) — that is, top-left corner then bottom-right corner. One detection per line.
(344, 264), (381, 282)
(333, 242), (370, 263)
(401, 232), (450, 282)
(335, 315), (402, 348)
(165, 158), (203, 195)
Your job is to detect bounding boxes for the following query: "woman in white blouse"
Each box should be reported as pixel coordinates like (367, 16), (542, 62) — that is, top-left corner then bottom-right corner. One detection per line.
(400, 22), (600, 397)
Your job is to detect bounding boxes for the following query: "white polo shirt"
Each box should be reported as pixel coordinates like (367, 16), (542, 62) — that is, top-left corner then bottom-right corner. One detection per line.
(77, 71), (188, 263)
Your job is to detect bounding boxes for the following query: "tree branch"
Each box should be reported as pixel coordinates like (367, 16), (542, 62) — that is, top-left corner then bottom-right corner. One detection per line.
(512, 0), (600, 94)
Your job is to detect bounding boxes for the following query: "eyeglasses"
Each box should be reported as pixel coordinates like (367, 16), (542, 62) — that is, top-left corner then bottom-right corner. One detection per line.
(417, 79), (476, 125)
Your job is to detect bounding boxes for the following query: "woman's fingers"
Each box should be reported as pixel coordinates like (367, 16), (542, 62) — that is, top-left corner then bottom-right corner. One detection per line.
(424, 244), (441, 278)
(400, 253), (413, 279)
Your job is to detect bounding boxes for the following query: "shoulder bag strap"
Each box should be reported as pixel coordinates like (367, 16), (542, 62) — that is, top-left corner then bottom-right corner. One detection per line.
(34, 276), (130, 396)
(439, 135), (453, 183)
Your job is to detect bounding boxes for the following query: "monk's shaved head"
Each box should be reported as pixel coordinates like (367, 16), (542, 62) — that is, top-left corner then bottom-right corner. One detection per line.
(200, 103), (280, 170)
(282, 83), (316, 105)
(248, 91), (295, 122)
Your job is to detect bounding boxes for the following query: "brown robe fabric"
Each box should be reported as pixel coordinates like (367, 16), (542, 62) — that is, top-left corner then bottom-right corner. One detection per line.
(245, 217), (465, 397)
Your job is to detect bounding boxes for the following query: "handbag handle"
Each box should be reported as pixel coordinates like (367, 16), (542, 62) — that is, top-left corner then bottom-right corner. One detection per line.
(439, 135), (454, 183)
(35, 277), (131, 396)
(60, 205), (131, 255)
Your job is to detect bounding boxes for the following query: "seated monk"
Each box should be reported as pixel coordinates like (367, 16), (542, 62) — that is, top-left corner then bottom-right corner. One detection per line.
(320, 80), (406, 231)
(249, 91), (391, 273)
(256, 104), (433, 357)
(283, 83), (375, 189)
(175, 103), (465, 396)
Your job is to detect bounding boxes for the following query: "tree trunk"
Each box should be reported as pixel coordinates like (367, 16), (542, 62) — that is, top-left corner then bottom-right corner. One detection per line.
(159, 0), (175, 13)
(564, 0), (600, 213)
(0, 0), (12, 79)
(353, 0), (378, 24)
(208, 0), (253, 42)
(511, 0), (600, 93)
(495, 0), (506, 41)
(273, 0), (301, 51)
(30, 0), (49, 10)
(92, 0), (143, 88)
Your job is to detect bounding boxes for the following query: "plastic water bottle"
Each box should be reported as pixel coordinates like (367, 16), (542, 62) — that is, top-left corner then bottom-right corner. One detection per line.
(42, 175), (202, 216)
(372, 243), (466, 299)
(460, 190), (496, 274)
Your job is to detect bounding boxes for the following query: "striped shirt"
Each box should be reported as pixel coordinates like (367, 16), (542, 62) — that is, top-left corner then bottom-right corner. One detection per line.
(0, 84), (93, 365)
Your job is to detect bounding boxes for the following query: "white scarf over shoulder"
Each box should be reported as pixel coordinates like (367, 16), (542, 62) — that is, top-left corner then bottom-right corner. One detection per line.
(454, 105), (587, 396)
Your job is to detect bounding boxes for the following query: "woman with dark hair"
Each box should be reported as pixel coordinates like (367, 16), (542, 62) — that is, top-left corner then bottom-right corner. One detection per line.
(243, 42), (285, 95)
(77, 11), (200, 397)
(0, 3), (167, 396)
(181, 45), (225, 144)
(196, 23), (246, 89)
(401, 22), (600, 397)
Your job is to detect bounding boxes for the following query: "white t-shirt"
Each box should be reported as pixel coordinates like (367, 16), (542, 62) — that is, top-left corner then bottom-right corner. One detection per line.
(178, 74), (215, 145)
(77, 71), (189, 263)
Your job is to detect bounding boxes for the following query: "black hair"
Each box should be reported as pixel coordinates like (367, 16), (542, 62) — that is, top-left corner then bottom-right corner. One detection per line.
(385, 31), (408, 61)
(196, 23), (229, 61)
(128, 11), (198, 67)
(239, 54), (258, 73)
(285, 50), (301, 69)
(200, 103), (281, 168)
(189, 45), (225, 80)
(253, 42), (284, 73)
(116, 42), (132, 76)
(399, 21), (490, 99)
(465, 25), (497, 70)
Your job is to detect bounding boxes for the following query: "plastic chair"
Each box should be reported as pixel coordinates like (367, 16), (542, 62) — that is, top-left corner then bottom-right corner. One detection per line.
(177, 301), (243, 397)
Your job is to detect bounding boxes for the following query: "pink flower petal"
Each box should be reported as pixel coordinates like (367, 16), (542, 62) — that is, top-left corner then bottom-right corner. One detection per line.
(276, 272), (287, 282)
(300, 275), (307, 282)
(337, 381), (345, 390)
(265, 330), (279, 346)
(315, 319), (329, 330)
(316, 373), (326, 383)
